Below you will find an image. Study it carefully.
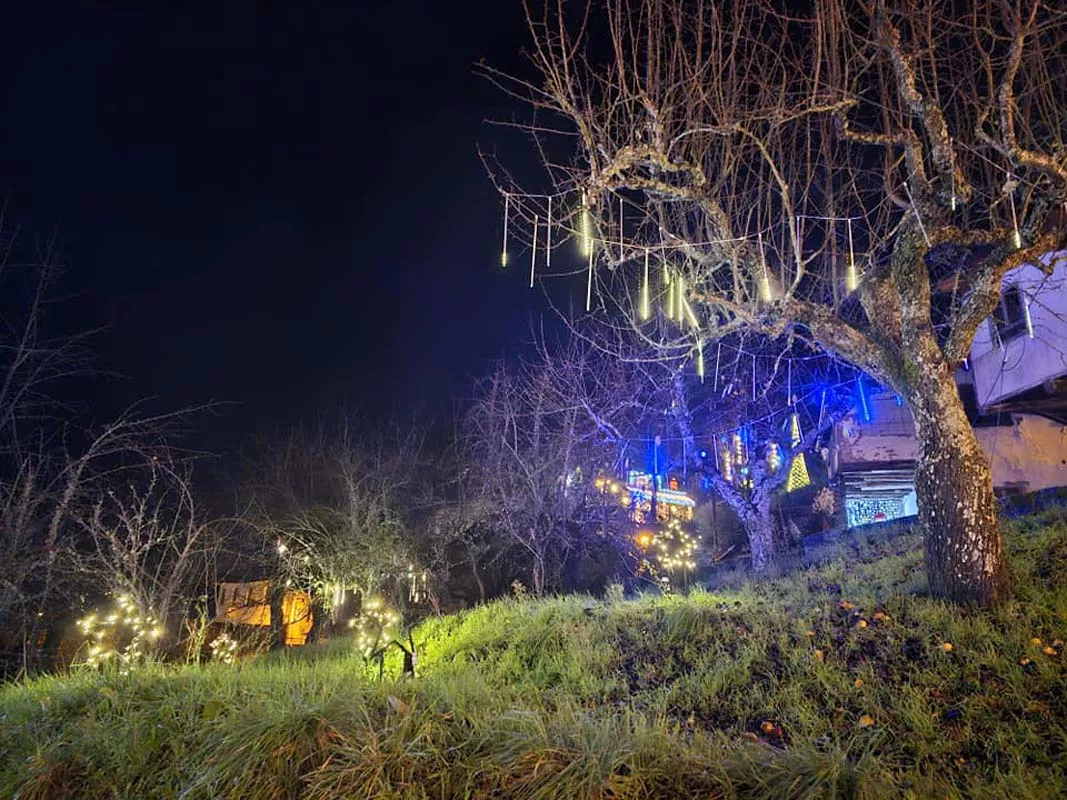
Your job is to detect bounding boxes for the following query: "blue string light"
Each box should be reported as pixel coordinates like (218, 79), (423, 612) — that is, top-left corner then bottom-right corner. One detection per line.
(856, 376), (871, 423)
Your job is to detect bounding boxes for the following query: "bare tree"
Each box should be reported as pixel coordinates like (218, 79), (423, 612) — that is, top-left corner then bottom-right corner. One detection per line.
(465, 339), (644, 595)
(487, 0), (1067, 604)
(665, 339), (856, 570)
(0, 245), (89, 667)
(70, 451), (222, 642)
(248, 420), (429, 638)
(423, 450), (509, 605)
(0, 240), (206, 668)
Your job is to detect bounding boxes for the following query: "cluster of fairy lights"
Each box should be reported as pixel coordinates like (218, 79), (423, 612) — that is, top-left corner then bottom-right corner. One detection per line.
(594, 476), (634, 508)
(76, 594), (164, 670)
(595, 474), (696, 526)
(634, 519), (699, 592)
(653, 519), (698, 575)
(209, 631), (239, 665)
(813, 486), (836, 518)
(717, 411), (810, 493)
(349, 595), (401, 657)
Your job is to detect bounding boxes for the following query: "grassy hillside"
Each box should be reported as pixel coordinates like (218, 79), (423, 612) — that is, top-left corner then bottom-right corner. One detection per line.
(2, 513), (1066, 799)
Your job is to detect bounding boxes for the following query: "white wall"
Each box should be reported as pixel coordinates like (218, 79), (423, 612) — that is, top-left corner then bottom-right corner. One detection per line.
(977, 414), (1067, 492)
(970, 252), (1067, 409)
(834, 400), (1067, 492)
(833, 394), (917, 466)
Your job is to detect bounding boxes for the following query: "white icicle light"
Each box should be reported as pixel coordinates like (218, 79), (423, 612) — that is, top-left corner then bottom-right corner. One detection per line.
(757, 229), (772, 302)
(665, 268), (675, 319)
(546, 196), (552, 267)
(586, 245), (594, 311)
(1023, 288), (1034, 338)
(846, 218), (858, 293)
(530, 214), (538, 288)
(501, 193), (510, 267)
(640, 249), (651, 321)
(1008, 174), (1022, 250)
(950, 146), (957, 211)
(580, 194), (593, 258)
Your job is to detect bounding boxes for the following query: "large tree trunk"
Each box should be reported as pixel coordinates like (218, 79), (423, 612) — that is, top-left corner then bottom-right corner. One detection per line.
(910, 383), (1012, 606)
(738, 498), (778, 572)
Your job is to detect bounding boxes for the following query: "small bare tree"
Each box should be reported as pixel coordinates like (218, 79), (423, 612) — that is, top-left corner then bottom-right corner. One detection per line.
(70, 451), (221, 641)
(487, 0), (1067, 604)
(669, 344), (856, 570)
(423, 450), (509, 605)
(248, 420), (429, 638)
(465, 338), (645, 594)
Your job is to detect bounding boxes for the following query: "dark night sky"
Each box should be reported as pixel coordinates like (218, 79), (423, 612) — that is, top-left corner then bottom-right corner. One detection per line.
(0, 2), (551, 453)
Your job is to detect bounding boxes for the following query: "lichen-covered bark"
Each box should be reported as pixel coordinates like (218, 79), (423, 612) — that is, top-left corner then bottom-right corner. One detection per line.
(741, 510), (776, 572)
(889, 221), (1013, 607)
(909, 379), (1012, 606)
(737, 497), (780, 573)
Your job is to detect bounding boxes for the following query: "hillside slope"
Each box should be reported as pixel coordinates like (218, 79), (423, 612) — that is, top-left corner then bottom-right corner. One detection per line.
(2, 514), (1066, 799)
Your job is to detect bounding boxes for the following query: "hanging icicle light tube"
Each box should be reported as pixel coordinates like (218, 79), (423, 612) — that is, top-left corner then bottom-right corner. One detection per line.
(845, 218), (858, 293)
(757, 230), (773, 303)
(546, 196), (552, 267)
(529, 214), (538, 288)
(501, 193), (510, 268)
(640, 249), (651, 321)
(579, 194), (593, 258)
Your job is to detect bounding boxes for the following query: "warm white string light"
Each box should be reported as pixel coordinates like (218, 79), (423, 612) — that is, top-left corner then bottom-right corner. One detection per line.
(498, 188), (870, 261)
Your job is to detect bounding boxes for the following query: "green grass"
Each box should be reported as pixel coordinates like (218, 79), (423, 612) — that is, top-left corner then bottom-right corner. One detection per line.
(2, 513), (1066, 798)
